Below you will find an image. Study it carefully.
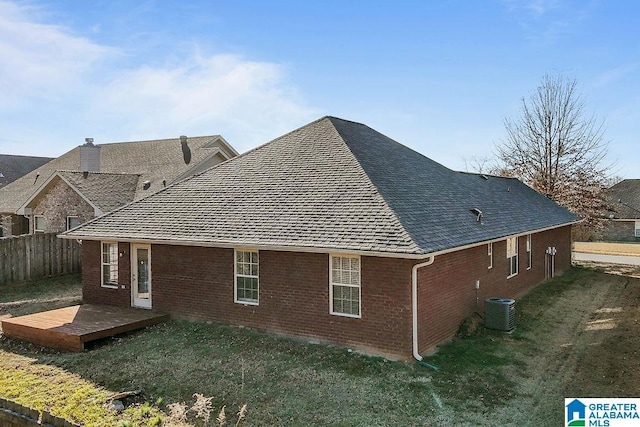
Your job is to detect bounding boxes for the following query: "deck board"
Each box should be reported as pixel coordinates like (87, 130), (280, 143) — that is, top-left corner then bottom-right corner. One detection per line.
(1, 305), (169, 351)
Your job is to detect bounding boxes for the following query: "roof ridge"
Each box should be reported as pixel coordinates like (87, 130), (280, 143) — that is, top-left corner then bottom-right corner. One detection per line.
(456, 171), (521, 180)
(326, 119), (425, 254)
(0, 154), (53, 160)
(57, 170), (141, 176)
(166, 116), (335, 182)
(94, 135), (221, 146)
(325, 116), (368, 127)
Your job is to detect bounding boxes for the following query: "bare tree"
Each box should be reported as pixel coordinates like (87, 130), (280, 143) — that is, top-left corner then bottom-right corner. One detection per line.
(462, 154), (495, 174)
(604, 175), (625, 188)
(496, 73), (612, 236)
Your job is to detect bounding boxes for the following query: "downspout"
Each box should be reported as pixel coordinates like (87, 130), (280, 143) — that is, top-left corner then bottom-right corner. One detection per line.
(412, 256), (434, 361)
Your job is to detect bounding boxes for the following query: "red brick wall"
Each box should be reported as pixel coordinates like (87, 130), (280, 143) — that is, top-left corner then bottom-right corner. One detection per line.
(82, 242), (414, 359)
(150, 246), (415, 359)
(80, 225), (572, 359)
(82, 240), (131, 306)
(415, 225), (572, 354)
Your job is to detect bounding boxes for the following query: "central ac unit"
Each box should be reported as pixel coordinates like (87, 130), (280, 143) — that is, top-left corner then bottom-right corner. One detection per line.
(485, 297), (516, 332)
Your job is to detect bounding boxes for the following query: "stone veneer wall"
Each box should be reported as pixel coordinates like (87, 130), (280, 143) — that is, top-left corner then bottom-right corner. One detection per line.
(31, 178), (95, 233)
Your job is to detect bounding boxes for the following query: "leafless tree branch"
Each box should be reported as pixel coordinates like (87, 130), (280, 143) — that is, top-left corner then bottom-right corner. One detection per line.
(495, 73), (612, 232)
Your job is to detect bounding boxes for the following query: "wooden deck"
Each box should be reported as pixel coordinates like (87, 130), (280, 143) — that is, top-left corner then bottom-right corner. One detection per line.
(1, 305), (169, 351)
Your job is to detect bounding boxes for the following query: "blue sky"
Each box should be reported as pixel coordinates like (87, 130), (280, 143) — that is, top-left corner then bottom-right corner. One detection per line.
(1, 0), (638, 178)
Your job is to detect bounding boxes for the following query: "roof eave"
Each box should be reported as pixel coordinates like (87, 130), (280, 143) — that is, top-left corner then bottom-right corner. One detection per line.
(59, 220), (580, 260)
(58, 233), (430, 259)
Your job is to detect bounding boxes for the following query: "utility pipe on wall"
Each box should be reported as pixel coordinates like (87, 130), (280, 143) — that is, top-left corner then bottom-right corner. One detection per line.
(412, 255), (435, 361)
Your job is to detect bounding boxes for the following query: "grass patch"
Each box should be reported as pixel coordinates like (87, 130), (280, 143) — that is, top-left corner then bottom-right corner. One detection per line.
(423, 267), (598, 414)
(424, 327), (519, 411)
(0, 267), (618, 426)
(0, 351), (164, 426)
(513, 267), (597, 333)
(0, 273), (82, 317)
(34, 321), (438, 426)
(1, 276), (439, 425)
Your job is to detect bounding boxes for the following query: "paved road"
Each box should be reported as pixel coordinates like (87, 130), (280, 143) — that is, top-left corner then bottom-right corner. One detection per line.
(573, 252), (640, 266)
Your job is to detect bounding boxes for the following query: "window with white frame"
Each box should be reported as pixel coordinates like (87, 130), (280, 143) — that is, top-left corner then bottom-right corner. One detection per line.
(635, 221), (640, 238)
(101, 242), (118, 287)
(330, 255), (361, 317)
(66, 216), (80, 230)
(34, 215), (45, 233)
(526, 234), (532, 270)
(235, 250), (259, 304)
(507, 236), (518, 278)
(488, 242), (493, 269)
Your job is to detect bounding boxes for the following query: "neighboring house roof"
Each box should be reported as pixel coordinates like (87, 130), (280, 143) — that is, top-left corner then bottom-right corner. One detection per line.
(606, 179), (640, 219)
(62, 117), (579, 257)
(18, 171), (141, 216)
(0, 135), (237, 215)
(0, 154), (53, 188)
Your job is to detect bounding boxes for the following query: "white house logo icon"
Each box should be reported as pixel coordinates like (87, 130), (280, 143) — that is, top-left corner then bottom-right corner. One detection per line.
(566, 399), (586, 426)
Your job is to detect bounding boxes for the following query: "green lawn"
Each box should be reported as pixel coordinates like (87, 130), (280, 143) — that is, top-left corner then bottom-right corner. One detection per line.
(1, 267), (634, 426)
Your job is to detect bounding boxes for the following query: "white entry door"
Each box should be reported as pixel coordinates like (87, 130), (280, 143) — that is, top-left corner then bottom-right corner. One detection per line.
(132, 244), (152, 308)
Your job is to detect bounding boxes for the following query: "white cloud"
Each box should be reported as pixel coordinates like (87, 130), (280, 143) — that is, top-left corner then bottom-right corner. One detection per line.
(0, 1), (114, 104)
(500, 0), (591, 45)
(500, 0), (560, 16)
(0, 0), (317, 157)
(592, 61), (640, 88)
(90, 52), (317, 150)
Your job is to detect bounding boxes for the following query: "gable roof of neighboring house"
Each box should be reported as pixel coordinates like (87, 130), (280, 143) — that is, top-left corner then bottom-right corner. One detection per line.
(0, 135), (237, 215)
(18, 171), (141, 216)
(62, 117), (579, 257)
(0, 154), (53, 188)
(606, 179), (640, 219)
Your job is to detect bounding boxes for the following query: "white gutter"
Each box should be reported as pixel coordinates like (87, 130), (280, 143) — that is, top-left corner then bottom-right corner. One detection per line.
(58, 221), (579, 261)
(412, 255), (435, 361)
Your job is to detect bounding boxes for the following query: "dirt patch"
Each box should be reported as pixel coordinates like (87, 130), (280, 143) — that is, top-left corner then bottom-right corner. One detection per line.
(574, 260), (640, 279)
(565, 264), (640, 398)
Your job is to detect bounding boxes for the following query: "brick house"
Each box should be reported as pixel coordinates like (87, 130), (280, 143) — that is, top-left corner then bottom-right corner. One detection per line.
(61, 117), (578, 360)
(0, 135), (237, 236)
(0, 154), (53, 236)
(598, 179), (640, 242)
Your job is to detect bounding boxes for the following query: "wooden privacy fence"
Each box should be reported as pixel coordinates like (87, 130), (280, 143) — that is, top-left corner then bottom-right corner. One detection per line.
(0, 233), (80, 285)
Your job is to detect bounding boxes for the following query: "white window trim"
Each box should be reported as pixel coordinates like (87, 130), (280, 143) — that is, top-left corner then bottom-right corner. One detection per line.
(635, 221), (640, 238)
(34, 215), (45, 233)
(234, 249), (259, 305)
(66, 216), (79, 231)
(101, 241), (119, 289)
(507, 236), (519, 279)
(488, 242), (493, 269)
(526, 234), (532, 270)
(329, 254), (362, 319)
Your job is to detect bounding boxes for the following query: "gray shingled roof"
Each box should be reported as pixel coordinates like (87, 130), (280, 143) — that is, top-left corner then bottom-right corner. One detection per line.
(0, 154), (53, 188)
(0, 135), (235, 215)
(606, 179), (640, 219)
(57, 171), (141, 213)
(62, 117), (579, 256)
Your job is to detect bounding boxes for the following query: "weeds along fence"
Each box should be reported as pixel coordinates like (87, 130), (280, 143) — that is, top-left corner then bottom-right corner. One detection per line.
(0, 233), (80, 285)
